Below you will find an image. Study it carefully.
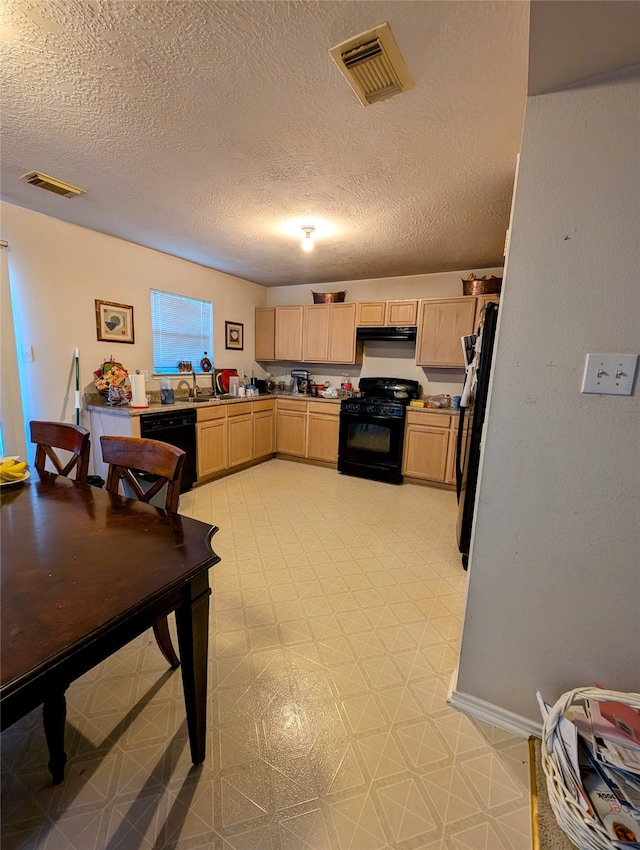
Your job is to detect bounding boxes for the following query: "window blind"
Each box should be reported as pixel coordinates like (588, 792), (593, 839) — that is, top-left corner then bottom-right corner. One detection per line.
(150, 289), (213, 374)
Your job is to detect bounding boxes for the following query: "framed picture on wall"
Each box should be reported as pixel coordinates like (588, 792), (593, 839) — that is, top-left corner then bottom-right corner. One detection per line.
(225, 321), (244, 350)
(95, 300), (135, 344)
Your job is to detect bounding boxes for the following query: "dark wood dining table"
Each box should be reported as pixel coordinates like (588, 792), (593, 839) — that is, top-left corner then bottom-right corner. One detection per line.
(1, 471), (219, 783)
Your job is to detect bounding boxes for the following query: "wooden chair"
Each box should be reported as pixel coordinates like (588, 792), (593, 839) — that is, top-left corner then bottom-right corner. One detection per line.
(100, 435), (186, 669)
(30, 421), (91, 482)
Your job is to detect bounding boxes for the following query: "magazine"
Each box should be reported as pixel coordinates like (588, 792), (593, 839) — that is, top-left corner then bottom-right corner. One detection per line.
(536, 692), (593, 815)
(575, 697), (640, 776)
(579, 738), (640, 845)
(594, 689), (640, 746)
(597, 760), (640, 816)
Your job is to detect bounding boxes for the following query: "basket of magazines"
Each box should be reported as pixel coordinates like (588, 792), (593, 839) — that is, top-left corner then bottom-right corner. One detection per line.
(539, 687), (640, 850)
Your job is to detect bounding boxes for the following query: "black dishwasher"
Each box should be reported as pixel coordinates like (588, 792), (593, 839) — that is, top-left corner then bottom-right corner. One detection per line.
(140, 408), (197, 492)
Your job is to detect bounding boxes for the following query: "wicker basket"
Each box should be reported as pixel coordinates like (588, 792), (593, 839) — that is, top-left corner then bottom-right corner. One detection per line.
(541, 687), (640, 850)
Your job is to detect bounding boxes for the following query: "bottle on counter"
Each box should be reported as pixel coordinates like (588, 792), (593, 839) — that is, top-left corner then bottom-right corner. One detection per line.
(160, 377), (175, 405)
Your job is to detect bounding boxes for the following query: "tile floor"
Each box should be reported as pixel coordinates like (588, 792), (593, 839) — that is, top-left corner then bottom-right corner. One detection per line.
(1, 460), (532, 850)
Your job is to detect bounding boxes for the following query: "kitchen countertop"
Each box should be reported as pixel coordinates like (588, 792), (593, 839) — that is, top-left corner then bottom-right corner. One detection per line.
(85, 392), (342, 416)
(407, 405), (459, 416)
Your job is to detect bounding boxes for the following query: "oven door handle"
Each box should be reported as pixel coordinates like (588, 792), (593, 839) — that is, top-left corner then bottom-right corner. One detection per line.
(340, 412), (404, 423)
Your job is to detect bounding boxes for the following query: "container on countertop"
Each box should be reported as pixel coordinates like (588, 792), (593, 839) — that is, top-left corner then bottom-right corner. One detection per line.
(160, 377), (175, 405)
(425, 394), (452, 409)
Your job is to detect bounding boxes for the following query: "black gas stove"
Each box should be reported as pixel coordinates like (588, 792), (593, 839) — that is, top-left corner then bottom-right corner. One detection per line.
(338, 377), (420, 484)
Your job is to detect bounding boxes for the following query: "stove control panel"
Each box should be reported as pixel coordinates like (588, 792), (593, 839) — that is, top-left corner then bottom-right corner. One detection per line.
(341, 400), (405, 418)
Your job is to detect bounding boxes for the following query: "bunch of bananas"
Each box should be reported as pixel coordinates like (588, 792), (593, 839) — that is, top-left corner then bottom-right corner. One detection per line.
(0, 458), (28, 482)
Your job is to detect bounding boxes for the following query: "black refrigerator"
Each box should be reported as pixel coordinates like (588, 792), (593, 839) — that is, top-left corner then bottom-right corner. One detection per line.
(455, 301), (499, 570)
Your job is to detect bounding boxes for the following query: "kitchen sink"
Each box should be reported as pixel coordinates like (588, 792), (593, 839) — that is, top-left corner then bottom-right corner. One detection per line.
(188, 396), (221, 403)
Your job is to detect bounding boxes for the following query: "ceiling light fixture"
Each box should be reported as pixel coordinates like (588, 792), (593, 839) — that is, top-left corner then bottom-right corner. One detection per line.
(301, 225), (316, 252)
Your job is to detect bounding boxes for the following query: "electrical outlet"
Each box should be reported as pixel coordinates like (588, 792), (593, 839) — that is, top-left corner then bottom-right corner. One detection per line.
(139, 370), (149, 381)
(21, 345), (34, 362)
(581, 354), (638, 395)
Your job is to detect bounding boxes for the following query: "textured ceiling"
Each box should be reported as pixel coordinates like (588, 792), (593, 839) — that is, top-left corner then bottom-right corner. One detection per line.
(1, 1), (529, 286)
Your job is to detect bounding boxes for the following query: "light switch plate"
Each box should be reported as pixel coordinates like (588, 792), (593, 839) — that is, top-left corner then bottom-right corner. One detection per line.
(581, 354), (638, 395)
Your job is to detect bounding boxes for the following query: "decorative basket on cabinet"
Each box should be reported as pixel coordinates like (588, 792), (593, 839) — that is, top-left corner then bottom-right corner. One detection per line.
(311, 290), (346, 303)
(461, 274), (502, 296)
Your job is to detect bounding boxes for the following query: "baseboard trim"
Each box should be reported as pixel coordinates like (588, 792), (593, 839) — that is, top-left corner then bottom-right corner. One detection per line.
(447, 684), (543, 739)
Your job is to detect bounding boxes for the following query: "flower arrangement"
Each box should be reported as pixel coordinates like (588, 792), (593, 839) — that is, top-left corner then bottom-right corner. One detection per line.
(93, 357), (131, 404)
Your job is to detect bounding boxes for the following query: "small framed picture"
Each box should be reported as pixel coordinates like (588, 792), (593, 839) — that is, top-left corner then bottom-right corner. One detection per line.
(225, 321), (244, 350)
(95, 300), (135, 344)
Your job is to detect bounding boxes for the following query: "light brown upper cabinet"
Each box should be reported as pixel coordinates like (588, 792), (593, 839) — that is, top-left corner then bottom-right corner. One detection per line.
(275, 306), (303, 361)
(474, 294), (501, 330)
(255, 307), (275, 360)
(356, 301), (386, 326)
(302, 303), (357, 364)
(386, 300), (418, 325)
(302, 305), (330, 362)
(327, 303), (357, 363)
(416, 297), (477, 368)
(356, 300), (418, 326)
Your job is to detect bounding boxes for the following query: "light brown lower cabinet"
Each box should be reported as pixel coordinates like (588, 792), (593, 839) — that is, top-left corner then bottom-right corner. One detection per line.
(253, 400), (275, 458)
(197, 399), (274, 480)
(307, 402), (339, 462)
(276, 399), (308, 456)
(194, 399), (461, 485)
(444, 426), (458, 485)
(228, 413), (253, 468)
(402, 412), (453, 483)
(275, 399), (340, 462)
(197, 407), (228, 478)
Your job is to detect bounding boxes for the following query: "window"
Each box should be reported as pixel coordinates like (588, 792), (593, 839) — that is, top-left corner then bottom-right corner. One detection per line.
(150, 289), (213, 375)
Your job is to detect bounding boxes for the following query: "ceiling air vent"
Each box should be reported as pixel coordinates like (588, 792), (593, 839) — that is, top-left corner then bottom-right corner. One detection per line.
(21, 171), (85, 198)
(329, 23), (414, 107)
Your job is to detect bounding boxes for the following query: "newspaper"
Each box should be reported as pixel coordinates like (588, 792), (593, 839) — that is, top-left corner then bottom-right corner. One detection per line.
(538, 690), (640, 843)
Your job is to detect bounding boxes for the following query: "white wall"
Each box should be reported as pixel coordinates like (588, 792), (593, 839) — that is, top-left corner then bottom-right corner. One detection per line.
(0, 244), (27, 457)
(265, 269), (503, 396)
(454, 72), (640, 723)
(0, 202), (267, 458)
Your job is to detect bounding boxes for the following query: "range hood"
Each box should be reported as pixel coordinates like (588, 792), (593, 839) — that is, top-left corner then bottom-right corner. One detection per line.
(356, 326), (417, 342)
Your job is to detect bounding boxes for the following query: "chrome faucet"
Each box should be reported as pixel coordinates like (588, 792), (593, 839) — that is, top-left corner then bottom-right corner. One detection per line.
(192, 371), (199, 397)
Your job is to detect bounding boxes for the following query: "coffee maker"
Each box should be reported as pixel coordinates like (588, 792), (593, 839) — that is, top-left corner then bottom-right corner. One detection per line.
(291, 369), (312, 394)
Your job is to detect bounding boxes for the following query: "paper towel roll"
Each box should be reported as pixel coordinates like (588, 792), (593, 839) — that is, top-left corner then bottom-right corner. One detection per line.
(130, 373), (147, 407)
